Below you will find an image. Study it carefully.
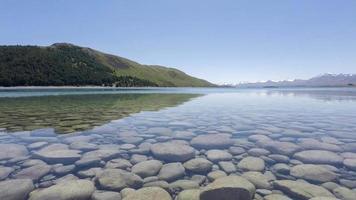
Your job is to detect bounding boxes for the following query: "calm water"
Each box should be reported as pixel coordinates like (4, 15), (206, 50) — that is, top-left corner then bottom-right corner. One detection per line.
(1, 87), (356, 199)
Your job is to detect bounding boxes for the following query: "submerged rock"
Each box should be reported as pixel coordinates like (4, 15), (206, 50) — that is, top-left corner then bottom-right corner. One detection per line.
(122, 187), (172, 200)
(237, 156), (265, 171)
(0, 144), (28, 160)
(293, 150), (343, 165)
(183, 158), (213, 174)
(259, 141), (301, 156)
(151, 142), (195, 162)
(191, 134), (233, 149)
(177, 189), (200, 200)
(0, 179), (34, 200)
(131, 160), (162, 178)
(273, 180), (335, 200)
(158, 162), (185, 182)
(13, 164), (51, 181)
(343, 159), (356, 170)
(33, 149), (82, 164)
(96, 169), (143, 191)
(242, 171), (272, 189)
(290, 164), (338, 183)
(91, 190), (121, 200)
(28, 180), (94, 200)
(200, 175), (255, 200)
(0, 166), (14, 180)
(206, 150), (232, 162)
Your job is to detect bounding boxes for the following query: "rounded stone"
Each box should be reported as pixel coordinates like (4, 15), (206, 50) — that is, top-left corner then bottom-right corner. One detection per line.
(237, 156), (265, 172)
(91, 190), (121, 200)
(191, 134), (233, 149)
(293, 150), (343, 165)
(151, 142), (195, 162)
(33, 149), (82, 164)
(0, 179), (34, 200)
(183, 158), (213, 174)
(200, 175), (256, 200)
(158, 162), (185, 182)
(242, 171), (272, 189)
(96, 169), (143, 191)
(273, 180), (335, 200)
(290, 164), (338, 183)
(343, 159), (356, 170)
(123, 187), (172, 200)
(206, 150), (233, 163)
(131, 160), (162, 178)
(29, 180), (94, 200)
(177, 189), (200, 200)
(0, 144), (28, 160)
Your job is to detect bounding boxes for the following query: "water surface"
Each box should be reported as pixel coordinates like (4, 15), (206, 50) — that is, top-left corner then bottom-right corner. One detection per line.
(1, 87), (356, 199)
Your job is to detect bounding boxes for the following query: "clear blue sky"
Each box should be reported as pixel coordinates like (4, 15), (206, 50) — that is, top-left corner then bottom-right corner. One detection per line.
(1, 0), (356, 84)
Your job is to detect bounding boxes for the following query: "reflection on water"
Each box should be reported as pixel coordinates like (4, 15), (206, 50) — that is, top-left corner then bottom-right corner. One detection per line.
(0, 93), (200, 133)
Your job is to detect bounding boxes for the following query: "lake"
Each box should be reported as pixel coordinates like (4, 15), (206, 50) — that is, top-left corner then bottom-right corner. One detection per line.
(1, 87), (356, 200)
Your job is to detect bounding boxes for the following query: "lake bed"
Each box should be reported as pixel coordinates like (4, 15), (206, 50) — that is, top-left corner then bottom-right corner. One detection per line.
(1, 88), (356, 200)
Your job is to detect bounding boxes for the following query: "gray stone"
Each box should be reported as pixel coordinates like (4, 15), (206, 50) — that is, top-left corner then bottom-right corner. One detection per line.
(206, 150), (233, 162)
(271, 163), (290, 174)
(218, 161), (237, 173)
(151, 142), (195, 162)
(158, 162), (185, 182)
(130, 154), (148, 164)
(0, 166), (14, 180)
(183, 158), (213, 174)
(82, 149), (121, 161)
(169, 180), (200, 191)
(290, 164), (338, 183)
(14, 164), (51, 181)
(92, 190), (121, 200)
(259, 141), (301, 156)
(237, 156), (265, 171)
(33, 149), (82, 164)
(69, 141), (98, 151)
(264, 194), (292, 200)
(191, 134), (233, 149)
(242, 171), (272, 189)
(200, 175), (256, 200)
(0, 144), (28, 160)
(96, 169), (143, 191)
(106, 159), (132, 169)
(274, 180), (335, 200)
(176, 189), (200, 200)
(131, 160), (162, 178)
(294, 150), (343, 165)
(207, 170), (227, 182)
(343, 159), (356, 170)
(29, 180), (94, 200)
(248, 148), (270, 156)
(0, 179), (34, 200)
(333, 186), (356, 200)
(123, 187), (172, 200)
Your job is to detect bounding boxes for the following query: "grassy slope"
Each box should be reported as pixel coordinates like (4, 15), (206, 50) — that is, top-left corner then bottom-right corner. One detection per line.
(0, 43), (214, 87)
(85, 47), (214, 87)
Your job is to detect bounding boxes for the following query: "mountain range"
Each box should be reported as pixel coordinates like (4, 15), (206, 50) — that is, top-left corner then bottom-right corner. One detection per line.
(236, 74), (356, 88)
(0, 43), (214, 87)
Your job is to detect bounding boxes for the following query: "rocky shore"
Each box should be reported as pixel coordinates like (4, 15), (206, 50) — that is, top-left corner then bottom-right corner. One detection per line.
(1, 120), (356, 200)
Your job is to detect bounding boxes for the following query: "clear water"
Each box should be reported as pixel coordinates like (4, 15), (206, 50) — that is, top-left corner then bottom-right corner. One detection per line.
(1, 87), (356, 199)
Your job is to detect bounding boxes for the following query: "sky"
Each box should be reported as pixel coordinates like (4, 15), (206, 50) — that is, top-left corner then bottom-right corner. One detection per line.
(1, 0), (356, 84)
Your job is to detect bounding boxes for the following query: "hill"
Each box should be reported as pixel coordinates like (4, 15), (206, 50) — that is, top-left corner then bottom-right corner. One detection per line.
(236, 74), (356, 88)
(0, 43), (214, 87)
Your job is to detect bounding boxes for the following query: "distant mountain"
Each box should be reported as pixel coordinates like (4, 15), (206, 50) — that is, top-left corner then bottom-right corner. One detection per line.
(237, 74), (356, 88)
(0, 43), (214, 87)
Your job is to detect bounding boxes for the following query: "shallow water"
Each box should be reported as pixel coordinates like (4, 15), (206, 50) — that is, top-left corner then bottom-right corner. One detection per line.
(1, 87), (356, 199)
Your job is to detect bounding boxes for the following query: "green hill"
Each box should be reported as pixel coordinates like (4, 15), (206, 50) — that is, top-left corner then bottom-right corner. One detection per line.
(0, 43), (214, 87)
